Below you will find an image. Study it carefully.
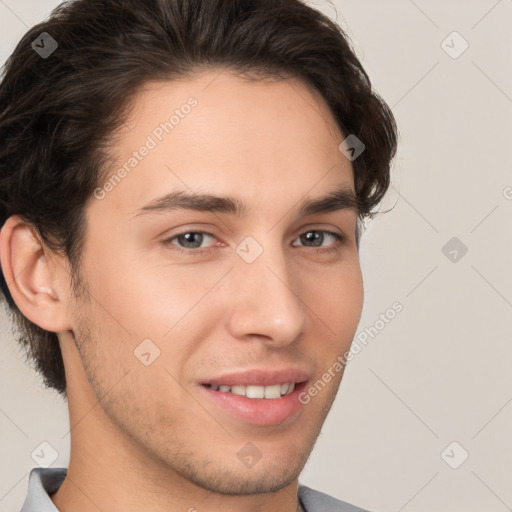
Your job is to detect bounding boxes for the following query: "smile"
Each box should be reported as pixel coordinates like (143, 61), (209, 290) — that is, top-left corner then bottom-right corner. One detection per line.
(205, 382), (296, 399)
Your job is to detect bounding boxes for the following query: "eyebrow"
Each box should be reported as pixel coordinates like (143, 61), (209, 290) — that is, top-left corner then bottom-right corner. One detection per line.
(130, 185), (360, 220)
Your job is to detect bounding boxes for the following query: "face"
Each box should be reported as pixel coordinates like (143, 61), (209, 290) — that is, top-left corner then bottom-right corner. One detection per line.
(64, 69), (363, 495)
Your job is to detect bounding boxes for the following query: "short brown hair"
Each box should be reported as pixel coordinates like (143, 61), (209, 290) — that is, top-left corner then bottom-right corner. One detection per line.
(0, 0), (398, 397)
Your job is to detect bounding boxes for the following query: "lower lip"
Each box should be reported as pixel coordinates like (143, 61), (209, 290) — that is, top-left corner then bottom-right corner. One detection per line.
(199, 382), (307, 426)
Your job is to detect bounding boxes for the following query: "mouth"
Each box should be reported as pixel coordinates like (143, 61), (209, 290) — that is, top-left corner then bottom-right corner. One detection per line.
(202, 382), (297, 399)
(198, 368), (309, 426)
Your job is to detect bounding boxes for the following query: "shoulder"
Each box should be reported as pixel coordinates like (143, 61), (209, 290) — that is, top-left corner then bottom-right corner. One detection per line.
(298, 484), (372, 512)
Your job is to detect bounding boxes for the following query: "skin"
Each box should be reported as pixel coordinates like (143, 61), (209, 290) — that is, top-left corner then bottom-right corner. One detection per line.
(0, 68), (363, 512)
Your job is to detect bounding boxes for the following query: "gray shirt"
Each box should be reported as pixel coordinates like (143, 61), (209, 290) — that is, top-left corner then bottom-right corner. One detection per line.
(20, 467), (370, 512)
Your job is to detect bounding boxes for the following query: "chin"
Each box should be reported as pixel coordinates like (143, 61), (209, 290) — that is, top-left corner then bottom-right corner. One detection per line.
(162, 443), (311, 497)
(184, 460), (303, 496)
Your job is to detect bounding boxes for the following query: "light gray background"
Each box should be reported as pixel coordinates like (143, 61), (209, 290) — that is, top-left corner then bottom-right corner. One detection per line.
(1, 1), (511, 511)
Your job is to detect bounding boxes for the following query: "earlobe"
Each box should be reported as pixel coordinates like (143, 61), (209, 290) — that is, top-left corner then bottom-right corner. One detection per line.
(0, 216), (72, 332)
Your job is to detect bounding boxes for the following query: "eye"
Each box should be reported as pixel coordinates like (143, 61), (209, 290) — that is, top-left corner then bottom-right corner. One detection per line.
(162, 229), (345, 255)
(292, 230), (345, 252)
(163, 231), (217, 253)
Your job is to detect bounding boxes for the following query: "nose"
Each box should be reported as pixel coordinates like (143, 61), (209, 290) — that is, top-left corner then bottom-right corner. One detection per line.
(226, 240), (308, 348)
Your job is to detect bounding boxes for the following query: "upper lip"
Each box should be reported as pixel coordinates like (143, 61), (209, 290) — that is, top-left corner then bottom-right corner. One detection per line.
(201, 368), (310, 387)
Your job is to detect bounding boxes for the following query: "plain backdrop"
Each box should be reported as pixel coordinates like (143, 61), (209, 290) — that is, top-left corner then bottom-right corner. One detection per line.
(1, 1), (511, 511)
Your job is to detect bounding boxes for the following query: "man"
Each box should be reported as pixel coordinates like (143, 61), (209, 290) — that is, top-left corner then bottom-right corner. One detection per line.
(0, 0), (397, 510)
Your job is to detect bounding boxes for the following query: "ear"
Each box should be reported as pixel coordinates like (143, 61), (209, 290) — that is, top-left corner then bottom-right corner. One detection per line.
(0, 215), (73, 332)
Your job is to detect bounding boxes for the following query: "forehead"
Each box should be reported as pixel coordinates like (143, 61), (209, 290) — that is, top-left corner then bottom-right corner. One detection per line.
(91, 69), (353, 220)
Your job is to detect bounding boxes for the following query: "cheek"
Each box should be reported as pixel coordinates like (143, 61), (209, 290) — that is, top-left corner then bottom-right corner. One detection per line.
(82, 244), (215, 344)
(306, 258), (363, 341)
(75, 252), (226, 405)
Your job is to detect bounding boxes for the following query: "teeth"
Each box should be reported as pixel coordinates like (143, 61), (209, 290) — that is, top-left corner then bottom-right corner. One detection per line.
(230, 385), (246, 396)
(246, 385), (265, 399)
(264, 384), (282, 399)
(210, 383), (296, 399)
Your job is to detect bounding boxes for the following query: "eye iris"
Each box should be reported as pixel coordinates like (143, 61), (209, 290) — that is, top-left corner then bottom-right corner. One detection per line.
(302, 231), (323, 247)
(178, 232), (203, 248)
